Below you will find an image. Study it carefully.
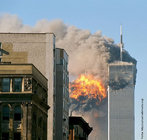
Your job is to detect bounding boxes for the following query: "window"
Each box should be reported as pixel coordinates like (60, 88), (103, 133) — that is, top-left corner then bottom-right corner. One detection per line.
(33, 112), (37, 124)
(0, 78), (10, 92)
(38, 117), (42, 128)
(2, 106), (10, 121)
(2, 132), (9, 140)
(32, 112), (37, 139)
(12, 78), (22, 92)
(14, 132), (21, 140)
(43, 121), (46, 131)
(14, 106), (21, 121)
(75, 127), (78, 135)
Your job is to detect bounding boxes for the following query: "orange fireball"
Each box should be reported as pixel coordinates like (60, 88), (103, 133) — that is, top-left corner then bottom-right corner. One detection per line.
(69, 74), (107, 102)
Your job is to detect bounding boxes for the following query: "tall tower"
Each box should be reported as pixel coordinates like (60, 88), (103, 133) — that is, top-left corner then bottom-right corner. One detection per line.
(55, 48), (69, 140)
(108, 61), (136, 140)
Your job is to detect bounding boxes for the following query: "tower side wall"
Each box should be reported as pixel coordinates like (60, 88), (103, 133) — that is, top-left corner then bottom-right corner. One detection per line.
(108, 63), (135, 140)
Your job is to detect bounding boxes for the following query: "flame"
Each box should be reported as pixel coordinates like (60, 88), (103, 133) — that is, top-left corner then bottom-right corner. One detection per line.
(70, 74), (107, 103)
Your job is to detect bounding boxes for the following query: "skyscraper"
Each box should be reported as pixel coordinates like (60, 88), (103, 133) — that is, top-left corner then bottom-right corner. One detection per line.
(55, 48), (69, 140)
(108, 61), (136, 140)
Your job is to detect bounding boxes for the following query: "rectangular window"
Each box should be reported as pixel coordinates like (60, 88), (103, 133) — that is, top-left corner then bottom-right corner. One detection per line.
(2, 132), (9, 140)
(14, 132), (21, 140)
(2, 106), (10, 121)
(0, 78), (2, 91)
(12, 78), (22, 92)
(2, 78), (10, 92)
(0, 42), (2, 56)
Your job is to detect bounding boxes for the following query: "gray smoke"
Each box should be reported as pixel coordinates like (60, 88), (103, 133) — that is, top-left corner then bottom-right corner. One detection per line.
(70, 95), (107, 112)
(109, 78), (129, 90)
(0, 14), (137, 140)
(71, 99), (108, 140)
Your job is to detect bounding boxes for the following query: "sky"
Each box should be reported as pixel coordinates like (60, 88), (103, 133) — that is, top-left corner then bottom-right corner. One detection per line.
(1, 0), (147, 139)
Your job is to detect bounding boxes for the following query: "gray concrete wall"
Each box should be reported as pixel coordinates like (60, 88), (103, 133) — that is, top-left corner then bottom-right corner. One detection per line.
(108, 62), (135, 140)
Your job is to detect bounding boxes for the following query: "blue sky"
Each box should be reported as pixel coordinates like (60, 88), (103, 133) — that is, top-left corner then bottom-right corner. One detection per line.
(1, 0), (147, 139)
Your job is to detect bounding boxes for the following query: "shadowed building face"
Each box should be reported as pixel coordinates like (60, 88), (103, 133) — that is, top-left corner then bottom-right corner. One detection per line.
(0, 64), (49, 140)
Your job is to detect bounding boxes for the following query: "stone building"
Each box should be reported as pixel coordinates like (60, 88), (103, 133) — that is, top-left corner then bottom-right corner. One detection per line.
(55, 48), (69, 140)
(0, 64), (49, 140)
(0, 33), (55, 140)
(69, 116), (93, 140)
(0, 33), (70, 140)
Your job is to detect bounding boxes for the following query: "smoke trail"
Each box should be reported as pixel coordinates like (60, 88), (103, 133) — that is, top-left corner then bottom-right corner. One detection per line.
(0, 14), (137, 140)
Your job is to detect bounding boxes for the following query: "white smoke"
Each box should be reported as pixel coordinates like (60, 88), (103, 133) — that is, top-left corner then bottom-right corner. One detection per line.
(0, 14), (136, 140)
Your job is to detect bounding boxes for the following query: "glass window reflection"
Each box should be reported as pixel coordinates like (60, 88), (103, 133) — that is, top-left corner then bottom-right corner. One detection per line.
(2, 78), (10, 92)
(12, 78), (22, 92)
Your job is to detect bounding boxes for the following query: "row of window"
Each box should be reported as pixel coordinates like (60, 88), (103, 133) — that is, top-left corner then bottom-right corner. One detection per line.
(2, 105), (21, 121)
(0, 78), (22, 92)
(2, 132), (21, 140)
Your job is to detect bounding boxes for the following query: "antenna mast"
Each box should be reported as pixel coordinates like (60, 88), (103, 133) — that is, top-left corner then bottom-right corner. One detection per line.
(120, 25), (124, 61)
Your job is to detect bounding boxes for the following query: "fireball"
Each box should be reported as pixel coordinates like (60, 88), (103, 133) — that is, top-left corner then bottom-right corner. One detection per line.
(69, 74), (107, 104)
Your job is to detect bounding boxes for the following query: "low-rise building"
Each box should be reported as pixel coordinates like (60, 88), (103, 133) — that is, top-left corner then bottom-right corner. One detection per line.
(0, 64), (49, 140)
(69, 116), (93, 140)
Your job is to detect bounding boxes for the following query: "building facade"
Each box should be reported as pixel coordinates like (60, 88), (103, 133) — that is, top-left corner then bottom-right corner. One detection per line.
(0, 64), (49, 140)
(69, 116), (93, 140)
(108, 61), (136, 140)
(55, 48), (69, 140)
(0, 33), (56, 140)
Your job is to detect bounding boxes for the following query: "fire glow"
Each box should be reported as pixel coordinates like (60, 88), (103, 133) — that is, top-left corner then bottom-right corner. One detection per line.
(70, 74), (107, 103)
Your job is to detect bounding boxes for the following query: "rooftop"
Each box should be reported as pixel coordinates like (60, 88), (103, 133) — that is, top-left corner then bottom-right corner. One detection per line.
(0, 63), (48, 89)
(69, 116), (93, 135)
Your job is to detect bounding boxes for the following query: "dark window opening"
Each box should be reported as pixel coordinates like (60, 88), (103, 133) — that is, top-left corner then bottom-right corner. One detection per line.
(12, 78), (22, 92)
(14, 106), (21, 121)
(33, 112), (37, 124)
(38, 117), (42, 128)
(75, 127), (78, 135)
(32, 79), (37, 94)
(2, 106), (10, 121)
(43, 121), (46, 131)
(14, 132), (21, 140)
(0, 78), (10, 92)
(0, 78), (2, 91)
(32, 113), (37, 139)
(2, 132), (9, 140)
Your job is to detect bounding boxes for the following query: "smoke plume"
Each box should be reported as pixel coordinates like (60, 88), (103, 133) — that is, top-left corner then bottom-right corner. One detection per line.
(0, 14), (136, 140)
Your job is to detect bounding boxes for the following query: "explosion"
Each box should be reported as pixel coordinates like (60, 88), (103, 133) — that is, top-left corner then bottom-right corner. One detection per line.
(70, 74), (107, 105)
(0, 14), (137, 140)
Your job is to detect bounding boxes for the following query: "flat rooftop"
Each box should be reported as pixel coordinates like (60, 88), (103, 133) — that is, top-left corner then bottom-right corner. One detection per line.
(69, 116), (93, 135)
(0, 63), (47, 89)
